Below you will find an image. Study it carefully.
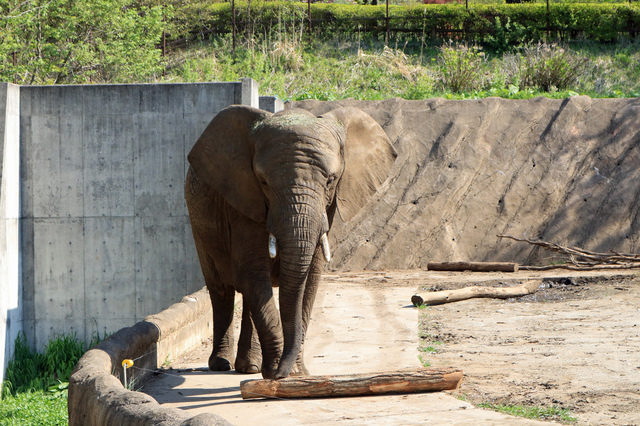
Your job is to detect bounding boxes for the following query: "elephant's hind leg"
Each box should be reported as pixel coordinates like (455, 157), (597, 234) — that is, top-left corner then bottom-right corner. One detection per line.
(234, 298), (262, 374)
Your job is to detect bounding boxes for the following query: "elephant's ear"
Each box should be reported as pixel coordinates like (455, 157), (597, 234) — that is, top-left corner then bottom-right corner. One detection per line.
(188, 105), (272, 223)
(322, 107), (397, 222)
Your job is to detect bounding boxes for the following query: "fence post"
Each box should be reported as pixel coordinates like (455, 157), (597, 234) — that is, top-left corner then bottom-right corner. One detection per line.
(546, 0), (550, 37)
(162, 4), (166, 77)
(232, 0), (236, 51)
(386, 0), (389, 45)
(308, 0), (311, 35)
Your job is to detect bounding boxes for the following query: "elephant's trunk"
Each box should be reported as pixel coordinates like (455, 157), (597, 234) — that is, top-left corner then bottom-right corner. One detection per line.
(270, 191), (327, 379)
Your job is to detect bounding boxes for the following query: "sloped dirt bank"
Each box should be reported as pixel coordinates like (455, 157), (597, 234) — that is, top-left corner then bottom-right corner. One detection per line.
(422, 272), (640, 425)
(290, 97), (640, 271)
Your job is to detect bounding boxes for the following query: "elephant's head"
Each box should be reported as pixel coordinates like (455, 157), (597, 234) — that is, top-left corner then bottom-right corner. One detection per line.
(188, 105), (397, 378)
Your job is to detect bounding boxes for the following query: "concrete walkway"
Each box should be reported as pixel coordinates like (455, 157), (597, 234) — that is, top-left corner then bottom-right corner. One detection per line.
(143, 273), (549, 425)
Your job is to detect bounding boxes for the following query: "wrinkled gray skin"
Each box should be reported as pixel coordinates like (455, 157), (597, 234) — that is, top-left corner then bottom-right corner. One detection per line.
(185, 105), (397, 379)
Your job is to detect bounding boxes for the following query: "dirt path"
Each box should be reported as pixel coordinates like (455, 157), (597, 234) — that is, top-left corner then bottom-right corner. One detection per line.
(143, 271), (550, 424)
(142, 270), (639, 425)
(422, 272), (640, 425)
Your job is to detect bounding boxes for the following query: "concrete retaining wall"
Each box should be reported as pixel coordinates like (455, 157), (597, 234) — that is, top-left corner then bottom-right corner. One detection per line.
(0, 79), (283, 384)
(68, 286), (229, 425)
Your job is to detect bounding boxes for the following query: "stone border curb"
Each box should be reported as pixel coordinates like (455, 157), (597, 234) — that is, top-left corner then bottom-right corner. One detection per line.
(69, 288), (230, 425)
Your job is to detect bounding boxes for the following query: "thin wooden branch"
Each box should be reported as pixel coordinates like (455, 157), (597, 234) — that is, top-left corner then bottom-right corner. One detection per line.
(498, 235), (640, 269)
(427, 261), (519, 272)
(520, 264), (640, 271)
(411, 280), (542, 306)
(240, 368), (463, 400)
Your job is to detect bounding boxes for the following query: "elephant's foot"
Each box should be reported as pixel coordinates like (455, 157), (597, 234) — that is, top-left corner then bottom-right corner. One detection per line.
(234, 356), (261, 374)
(260, 358), (281, 380)
(291, 361), (310, 377)
(208, 353), (234, 371)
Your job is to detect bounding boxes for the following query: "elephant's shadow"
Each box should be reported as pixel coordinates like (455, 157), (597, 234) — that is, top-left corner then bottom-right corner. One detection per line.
(146, 370), (255, 408)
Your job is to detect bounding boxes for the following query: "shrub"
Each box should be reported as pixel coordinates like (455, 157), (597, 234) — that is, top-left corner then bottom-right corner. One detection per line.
(437, 43), (488, 93)
(519, 43), (590, 92)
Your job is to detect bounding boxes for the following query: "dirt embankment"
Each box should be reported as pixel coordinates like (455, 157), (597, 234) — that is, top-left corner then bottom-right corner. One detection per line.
(291, 97), (640, 271)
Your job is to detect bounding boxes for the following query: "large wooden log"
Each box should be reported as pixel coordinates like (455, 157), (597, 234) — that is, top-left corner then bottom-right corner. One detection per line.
(427, 261), (519, 272)
(240, 368), (463, 400)
(411, 280), (542, 306)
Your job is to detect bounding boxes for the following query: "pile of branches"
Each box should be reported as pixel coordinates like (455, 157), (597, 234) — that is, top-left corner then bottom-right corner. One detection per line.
(498, 235), (640, 271)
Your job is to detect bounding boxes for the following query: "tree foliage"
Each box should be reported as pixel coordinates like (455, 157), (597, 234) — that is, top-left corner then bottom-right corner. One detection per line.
(0, 0), (168, 84)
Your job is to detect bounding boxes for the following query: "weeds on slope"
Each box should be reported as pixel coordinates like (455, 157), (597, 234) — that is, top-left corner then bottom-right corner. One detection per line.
(160, 33), (640, 100)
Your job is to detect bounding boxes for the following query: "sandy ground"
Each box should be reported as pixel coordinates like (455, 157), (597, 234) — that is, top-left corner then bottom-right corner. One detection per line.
(421, 271), (640, 425)
(142, 269), (640, 425)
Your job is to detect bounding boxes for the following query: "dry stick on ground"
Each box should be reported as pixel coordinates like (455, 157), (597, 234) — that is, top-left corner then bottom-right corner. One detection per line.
(498, 235), (640, 270)
(240, 368), (463, 400)
(427, 261), (519, 272)
(411, 280), (542, 306)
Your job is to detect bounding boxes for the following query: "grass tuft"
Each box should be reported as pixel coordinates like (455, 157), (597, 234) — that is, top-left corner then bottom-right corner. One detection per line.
(478, 402), (578, 423)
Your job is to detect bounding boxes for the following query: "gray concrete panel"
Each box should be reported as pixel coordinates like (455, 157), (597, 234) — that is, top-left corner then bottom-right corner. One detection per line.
(83, 114), (136, 217)
(134, 114), (186, 218)
(138, 84), (188, 114)
(81, 84), (140, 116)
(19, 218), (35, 348)
(20, 85), (85, 117)
(32, 218), (85, 348)
(26, 114), (84, 218)
(134, 216), (189, 319)
(259, 96), (284, 113)
(83, 217), (136, 335)
(183, 83), (238, 115)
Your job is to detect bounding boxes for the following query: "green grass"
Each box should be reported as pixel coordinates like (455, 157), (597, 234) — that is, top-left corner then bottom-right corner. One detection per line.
(478, 402), (578, 423)
(1, 332), (105, 426)
(159, 34), (640, 101)
(0, 390), (68, 426)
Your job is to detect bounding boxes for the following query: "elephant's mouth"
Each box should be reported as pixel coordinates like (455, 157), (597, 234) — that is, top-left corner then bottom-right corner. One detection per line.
(268, 211), (332, 263)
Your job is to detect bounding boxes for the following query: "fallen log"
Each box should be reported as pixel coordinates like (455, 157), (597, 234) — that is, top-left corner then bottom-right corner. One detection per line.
(427, 261), (519, 272)
(240, 368), (463, 400)
(411, 280), (542, 306)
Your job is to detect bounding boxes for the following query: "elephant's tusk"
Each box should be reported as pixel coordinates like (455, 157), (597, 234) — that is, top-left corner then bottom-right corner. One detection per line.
(320, 233), (331, 263)
(268, 233), (277, 258)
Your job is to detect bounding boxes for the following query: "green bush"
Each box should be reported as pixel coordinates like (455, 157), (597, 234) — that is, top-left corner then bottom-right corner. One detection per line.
(437, 43), (488, 92)
(519, 43), (590, 91)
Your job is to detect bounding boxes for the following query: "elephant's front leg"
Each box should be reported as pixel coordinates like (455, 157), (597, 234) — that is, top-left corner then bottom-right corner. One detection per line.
(241, 279), (284, 379)
(234, 298), (262, 374)
(208, 283), (236, 371)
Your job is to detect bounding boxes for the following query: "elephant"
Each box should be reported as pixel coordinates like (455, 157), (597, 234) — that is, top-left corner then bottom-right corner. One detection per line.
(185, 104), (397, 379)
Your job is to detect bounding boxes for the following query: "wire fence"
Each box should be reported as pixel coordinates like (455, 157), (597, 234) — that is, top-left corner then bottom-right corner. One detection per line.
(168, 0), (640, 51)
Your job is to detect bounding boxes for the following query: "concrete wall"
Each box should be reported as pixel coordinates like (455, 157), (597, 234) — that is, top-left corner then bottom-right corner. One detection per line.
(1, 79), (282, 382)
(1, 83), (21, 385)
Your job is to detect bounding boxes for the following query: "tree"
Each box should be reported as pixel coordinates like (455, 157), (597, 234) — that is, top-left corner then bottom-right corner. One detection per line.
(0, 0), (169, 84)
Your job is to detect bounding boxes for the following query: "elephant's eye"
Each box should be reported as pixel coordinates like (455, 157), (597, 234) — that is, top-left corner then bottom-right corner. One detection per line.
(327, 175), (337, 186)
